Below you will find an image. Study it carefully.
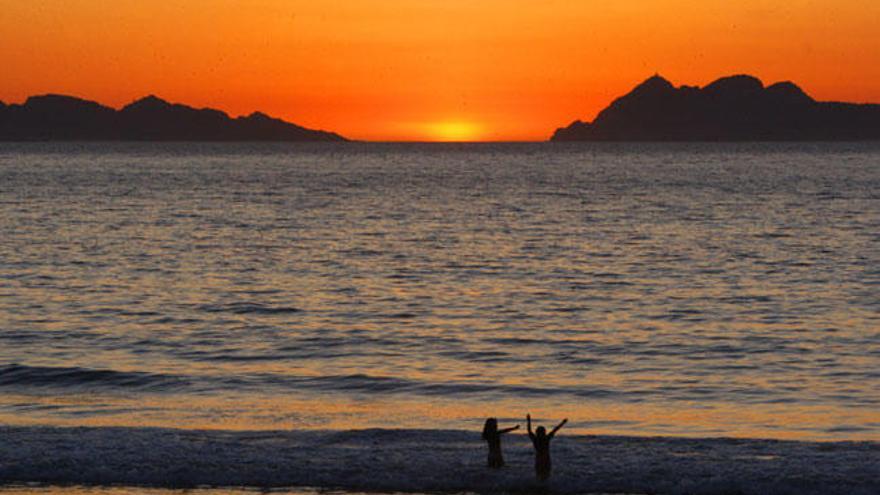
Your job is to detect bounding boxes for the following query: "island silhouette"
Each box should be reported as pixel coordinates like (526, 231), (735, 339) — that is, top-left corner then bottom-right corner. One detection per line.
(551, 74), (880, 141)
(5, 77), (880, 142)
(0, 94), (346, 141)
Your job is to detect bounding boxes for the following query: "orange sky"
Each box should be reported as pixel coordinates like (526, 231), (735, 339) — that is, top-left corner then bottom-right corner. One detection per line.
(2, 1), (879, 141)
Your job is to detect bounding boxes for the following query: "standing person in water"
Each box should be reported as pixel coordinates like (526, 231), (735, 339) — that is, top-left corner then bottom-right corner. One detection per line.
(527, 413), (567, 481)
(482, 418), (520, 468)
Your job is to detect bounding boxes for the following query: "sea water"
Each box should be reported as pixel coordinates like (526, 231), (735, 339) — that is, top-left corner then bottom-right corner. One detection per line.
(0, 142), (878, 494)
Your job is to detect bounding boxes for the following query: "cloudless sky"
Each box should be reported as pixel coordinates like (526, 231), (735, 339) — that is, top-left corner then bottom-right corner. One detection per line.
(2, 1), (879, 141)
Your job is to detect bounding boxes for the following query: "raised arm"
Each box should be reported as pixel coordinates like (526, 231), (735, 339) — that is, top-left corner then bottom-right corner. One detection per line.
(499, 425), (520, 434)
(526, 414), (534, 439)
(549, 418), (568, 439)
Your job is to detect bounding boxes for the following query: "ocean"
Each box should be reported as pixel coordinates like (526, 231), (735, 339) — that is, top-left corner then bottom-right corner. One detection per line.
(0, 142), (878, 494)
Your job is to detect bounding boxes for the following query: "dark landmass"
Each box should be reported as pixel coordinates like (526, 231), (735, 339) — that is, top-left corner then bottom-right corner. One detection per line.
(551, 74), (880, 141)
(0, 94), (346, 141)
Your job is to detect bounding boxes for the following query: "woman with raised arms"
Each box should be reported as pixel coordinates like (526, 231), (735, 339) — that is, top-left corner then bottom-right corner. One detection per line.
(526, 413), (567, 480)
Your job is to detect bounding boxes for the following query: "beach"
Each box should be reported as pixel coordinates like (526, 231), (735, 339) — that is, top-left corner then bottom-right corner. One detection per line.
(1, 142), (878, 494)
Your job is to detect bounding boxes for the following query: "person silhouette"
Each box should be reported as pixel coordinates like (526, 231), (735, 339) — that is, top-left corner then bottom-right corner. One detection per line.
(527, 413), (567, 481)
(481, 417), (520, 468)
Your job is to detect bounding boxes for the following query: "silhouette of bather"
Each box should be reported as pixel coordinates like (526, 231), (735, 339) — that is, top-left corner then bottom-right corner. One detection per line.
(482, 417), (520, 468)
(527, 413), (567, 481)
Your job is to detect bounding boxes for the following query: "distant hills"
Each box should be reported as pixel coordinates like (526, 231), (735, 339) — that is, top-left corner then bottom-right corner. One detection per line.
(552, 74), (880, 141)
(0, 94), (346, 141)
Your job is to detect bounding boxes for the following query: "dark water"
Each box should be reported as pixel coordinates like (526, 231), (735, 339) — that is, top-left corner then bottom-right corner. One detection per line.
(0, 142), (878, 440)
(1, 425), (877, 495)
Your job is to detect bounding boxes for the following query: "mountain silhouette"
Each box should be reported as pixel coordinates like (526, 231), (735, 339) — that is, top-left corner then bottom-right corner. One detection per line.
(0, 94), (346, 141)
(551, 74), (880, 141)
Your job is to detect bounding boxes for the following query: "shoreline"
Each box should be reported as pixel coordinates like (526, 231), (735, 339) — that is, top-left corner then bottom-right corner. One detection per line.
(1, 426), (876, 495)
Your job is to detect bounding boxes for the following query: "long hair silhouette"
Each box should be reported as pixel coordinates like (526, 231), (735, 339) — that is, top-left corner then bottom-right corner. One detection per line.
(482, 417), (519, 468)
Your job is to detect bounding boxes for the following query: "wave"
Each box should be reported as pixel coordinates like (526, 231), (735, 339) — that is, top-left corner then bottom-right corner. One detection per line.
(1, 363), (876, 409)
(195, 302), (302, 315)
(0, 426), (877, 495)
(0, 364), (629, 400)
(0, 364), (186, 392)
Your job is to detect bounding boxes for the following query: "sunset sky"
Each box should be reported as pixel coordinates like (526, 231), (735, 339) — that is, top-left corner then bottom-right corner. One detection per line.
(2, 1), (879, 141)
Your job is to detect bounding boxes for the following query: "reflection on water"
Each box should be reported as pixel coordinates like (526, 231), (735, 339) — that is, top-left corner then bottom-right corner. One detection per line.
(0, 142), (878, 440)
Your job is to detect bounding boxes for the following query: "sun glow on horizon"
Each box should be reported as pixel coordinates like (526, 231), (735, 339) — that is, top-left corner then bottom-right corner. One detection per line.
(421, 121), (485, 142)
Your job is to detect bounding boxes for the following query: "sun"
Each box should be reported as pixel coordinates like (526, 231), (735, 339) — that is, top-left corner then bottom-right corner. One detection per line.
(424, 121), (484, 142)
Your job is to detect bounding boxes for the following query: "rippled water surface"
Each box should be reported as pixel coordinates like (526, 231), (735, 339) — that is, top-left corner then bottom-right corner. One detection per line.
(1, 142), (878, 440)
